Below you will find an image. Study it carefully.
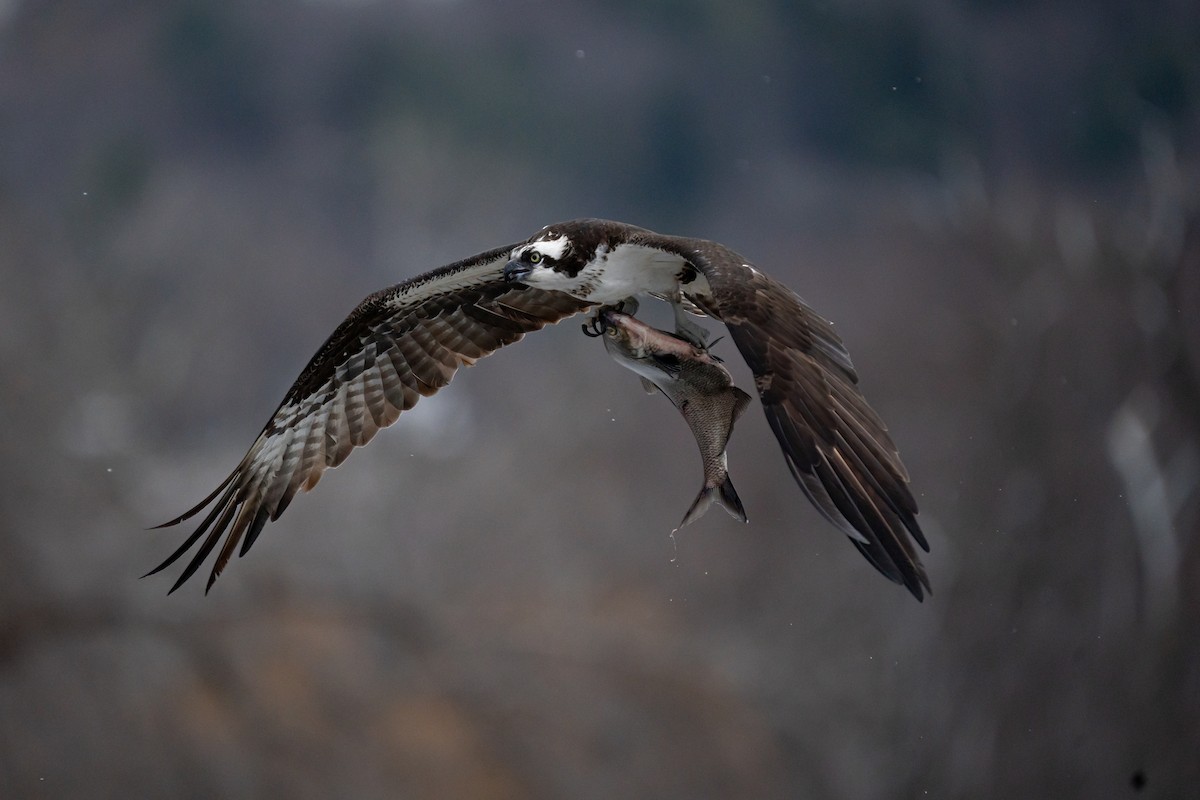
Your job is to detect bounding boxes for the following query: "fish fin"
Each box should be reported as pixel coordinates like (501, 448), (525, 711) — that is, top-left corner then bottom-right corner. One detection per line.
(731, 387), (752, 423)
(716, 474), (749, 523)
(647, 351), (684, 377)
(639, 377), (657, 395)
(677, 475), (748, 529)
(677, 488), (714, 529)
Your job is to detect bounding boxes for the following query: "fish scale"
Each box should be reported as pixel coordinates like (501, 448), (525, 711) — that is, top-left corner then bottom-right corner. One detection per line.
(598, 308), (751, 529)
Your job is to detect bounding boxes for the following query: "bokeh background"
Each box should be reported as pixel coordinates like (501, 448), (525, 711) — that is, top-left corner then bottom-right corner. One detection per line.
(2, 1), (1198, 797)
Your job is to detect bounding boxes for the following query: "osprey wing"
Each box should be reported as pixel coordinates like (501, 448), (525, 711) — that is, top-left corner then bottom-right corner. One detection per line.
(148, 244), (592, 593)
(687, 243), (931, 600)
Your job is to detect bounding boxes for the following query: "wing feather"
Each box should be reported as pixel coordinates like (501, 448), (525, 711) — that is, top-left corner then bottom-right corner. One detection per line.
(149, 244), (592, 593)
(684, 241), (931, 599)
(169, 495), (239, 593)
(323, 389), (354, 468)
(273, 412), (325, 519)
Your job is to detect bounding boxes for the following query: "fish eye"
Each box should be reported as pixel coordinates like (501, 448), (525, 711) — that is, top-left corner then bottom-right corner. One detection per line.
(528, 251), (542, 264)
(605, 327), (618, 338)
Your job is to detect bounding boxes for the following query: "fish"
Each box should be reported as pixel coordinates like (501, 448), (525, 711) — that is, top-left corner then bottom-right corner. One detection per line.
(589, 307), (752, 529)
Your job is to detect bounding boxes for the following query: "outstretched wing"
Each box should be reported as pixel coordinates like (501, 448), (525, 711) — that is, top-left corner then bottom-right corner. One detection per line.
(148, 244), (592, 593)
(687, 242), (931, 600)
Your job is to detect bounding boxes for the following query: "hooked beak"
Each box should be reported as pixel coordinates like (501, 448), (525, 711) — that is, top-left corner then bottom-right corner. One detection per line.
(503, 260), (531, 283)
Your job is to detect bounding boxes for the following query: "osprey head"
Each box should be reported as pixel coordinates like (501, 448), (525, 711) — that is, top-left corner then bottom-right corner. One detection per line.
(503, 227), (584, 287)
(502, 218), (672, 304)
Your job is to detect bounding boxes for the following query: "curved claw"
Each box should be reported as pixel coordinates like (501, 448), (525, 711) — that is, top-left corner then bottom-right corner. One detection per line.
(583, 299), (639, 338)
(613, 297), (640, 316)
(581, 316), (607, 337)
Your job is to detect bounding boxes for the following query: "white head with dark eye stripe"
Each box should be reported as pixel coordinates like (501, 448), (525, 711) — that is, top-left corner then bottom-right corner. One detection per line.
(523, 230), (571, 263)
(502, 218), (689, 303)
(503, 228), (589, 289)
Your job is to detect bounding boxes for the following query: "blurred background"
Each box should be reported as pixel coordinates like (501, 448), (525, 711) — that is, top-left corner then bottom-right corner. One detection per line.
(1, 0), (1197, 797)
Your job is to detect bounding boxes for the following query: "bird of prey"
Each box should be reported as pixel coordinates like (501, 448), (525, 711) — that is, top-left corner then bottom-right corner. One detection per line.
(148, 218), (931, 599)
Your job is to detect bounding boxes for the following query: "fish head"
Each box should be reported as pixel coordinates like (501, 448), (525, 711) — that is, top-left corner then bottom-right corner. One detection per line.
(598, 309), (650, 359)
(598, 307), (717, 368)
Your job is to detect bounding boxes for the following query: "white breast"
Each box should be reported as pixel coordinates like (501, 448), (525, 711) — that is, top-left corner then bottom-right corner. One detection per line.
(580, 243), (690, 304)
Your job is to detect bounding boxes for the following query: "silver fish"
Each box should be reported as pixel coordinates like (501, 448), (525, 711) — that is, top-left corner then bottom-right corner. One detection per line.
(591, 308), (752, 529)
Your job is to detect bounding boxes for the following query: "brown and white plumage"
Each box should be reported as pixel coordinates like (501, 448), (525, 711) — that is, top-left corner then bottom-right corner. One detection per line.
(684, 244), (930, 598)
(508, 220), (931, 598)
(146, 244), (590, 593)
(151, 218), (930, 599)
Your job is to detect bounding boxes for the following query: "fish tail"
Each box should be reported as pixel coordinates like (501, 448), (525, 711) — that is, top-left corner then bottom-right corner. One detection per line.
(678, 475), (749, 529)
(716, 474), (749, 523)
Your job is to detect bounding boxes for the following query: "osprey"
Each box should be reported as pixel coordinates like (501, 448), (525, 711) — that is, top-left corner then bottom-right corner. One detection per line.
(148, 218), (931, 599)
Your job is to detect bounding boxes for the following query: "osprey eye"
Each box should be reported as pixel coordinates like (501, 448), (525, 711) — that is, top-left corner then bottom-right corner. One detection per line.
(528, 251), (543, 264)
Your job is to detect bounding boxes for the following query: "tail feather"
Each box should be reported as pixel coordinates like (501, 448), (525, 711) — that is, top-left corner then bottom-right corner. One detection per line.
(677, 474), (748, 529)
